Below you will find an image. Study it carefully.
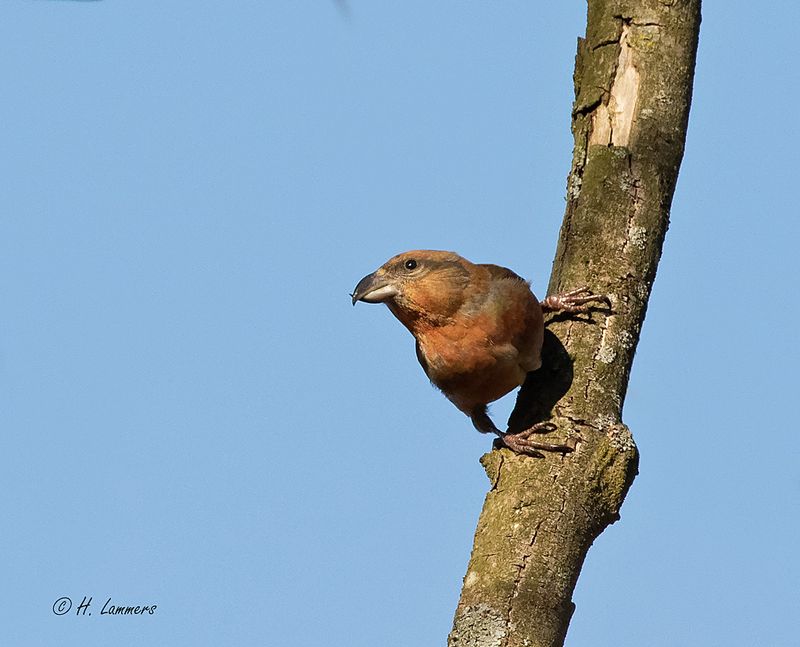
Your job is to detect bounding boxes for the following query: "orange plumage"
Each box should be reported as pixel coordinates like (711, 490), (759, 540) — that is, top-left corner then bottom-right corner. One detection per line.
(352, 250), (606, 455)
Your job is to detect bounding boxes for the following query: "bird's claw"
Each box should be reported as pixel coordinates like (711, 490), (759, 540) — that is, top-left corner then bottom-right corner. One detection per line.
(540, 287), (611, 314)
(496, 422), (577, 458)
(518, 421), (557, 435)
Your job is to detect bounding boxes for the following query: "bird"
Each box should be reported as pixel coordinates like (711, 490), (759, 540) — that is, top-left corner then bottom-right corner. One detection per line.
(351, 250), (609, 456)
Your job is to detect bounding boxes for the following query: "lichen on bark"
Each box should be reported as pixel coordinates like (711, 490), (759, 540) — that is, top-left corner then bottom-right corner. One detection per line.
(449, 2), (700, 646)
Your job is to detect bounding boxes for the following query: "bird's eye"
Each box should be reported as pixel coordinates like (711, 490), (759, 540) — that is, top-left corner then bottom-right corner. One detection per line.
(404, 259), (418, 271)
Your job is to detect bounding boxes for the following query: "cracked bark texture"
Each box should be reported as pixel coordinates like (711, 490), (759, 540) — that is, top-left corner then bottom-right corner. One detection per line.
(448, 2), (700, 646)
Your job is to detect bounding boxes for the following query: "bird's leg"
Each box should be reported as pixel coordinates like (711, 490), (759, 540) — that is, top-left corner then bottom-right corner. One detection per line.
(471, 407), (576, 458)
(469, 407), (502, 435)
(540, 287), (610, 314)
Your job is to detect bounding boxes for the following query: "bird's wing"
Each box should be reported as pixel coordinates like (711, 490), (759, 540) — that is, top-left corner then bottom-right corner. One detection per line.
(478, 264), (543, 373)
(415, 339), (431, 377)
(478, 263), (529, 285)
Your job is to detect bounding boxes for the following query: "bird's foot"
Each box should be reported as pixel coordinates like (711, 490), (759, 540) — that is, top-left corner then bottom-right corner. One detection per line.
(540, 287), (611, 314)
(495, 422), (577, 458)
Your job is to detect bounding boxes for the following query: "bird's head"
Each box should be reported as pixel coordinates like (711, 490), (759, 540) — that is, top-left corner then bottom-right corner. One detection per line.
(351, 250), (473, 331)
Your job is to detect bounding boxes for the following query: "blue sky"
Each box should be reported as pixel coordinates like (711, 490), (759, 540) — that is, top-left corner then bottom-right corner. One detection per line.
(1, 2), (798, 646)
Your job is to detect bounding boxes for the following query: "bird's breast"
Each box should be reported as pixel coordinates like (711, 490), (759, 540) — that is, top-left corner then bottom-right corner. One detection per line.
(415, 319), (528, 412)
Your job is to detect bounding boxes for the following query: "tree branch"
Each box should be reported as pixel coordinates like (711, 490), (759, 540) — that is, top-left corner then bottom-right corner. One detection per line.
(448, 2), (701, 646)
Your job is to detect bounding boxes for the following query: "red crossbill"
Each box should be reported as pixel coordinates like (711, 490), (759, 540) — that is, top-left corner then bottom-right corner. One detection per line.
(351, 250), (609, 456)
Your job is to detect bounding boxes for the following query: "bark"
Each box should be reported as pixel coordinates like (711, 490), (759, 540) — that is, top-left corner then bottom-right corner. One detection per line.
(448, 2), (701, 646)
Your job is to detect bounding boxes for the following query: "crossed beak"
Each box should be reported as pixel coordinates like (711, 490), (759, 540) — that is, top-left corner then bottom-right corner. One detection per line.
(351, 271), (399, 305)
